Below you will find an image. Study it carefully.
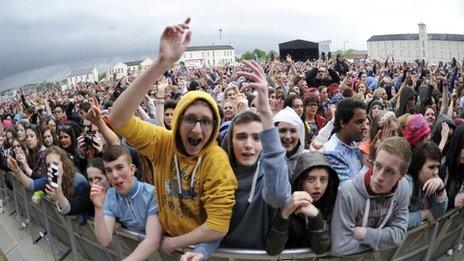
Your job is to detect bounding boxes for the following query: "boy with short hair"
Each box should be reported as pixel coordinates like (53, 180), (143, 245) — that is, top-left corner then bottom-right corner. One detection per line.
(90, 145), (161, 261)
(330, 137), (411, 256)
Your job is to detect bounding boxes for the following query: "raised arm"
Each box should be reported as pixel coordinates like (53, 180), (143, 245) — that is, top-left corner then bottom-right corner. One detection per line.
(86, 105), (120, 146)
(238, 60), (291, 207)
(109, 18), (191, 128)
(90, 184), (115, 247)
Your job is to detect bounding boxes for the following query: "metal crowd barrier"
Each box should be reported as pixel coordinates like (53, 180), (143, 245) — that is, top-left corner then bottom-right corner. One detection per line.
(2, 171), (464, 261)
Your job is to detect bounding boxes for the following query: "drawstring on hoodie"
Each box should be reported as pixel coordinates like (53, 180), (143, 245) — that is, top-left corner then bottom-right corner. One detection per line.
(362, 194), (396, 229)
(174, 154), (202, 195)
(247, 161), (261, 203)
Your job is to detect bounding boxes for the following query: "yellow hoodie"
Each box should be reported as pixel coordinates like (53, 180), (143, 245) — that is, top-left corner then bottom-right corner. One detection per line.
(115, 91), (237, 236)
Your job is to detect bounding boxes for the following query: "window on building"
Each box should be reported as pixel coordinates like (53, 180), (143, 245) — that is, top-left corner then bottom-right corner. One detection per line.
(423, 50), (425, 57)
(422, 41), (425, 48)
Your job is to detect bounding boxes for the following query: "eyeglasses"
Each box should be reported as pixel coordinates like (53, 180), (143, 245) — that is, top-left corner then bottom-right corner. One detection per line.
(181, 116), (215, 129)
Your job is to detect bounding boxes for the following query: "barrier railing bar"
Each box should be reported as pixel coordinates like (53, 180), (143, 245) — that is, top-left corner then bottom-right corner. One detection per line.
(2, 175), (464, 261)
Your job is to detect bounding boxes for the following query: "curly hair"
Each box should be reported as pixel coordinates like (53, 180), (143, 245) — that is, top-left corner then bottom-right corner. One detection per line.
(45, 145), (77, 199)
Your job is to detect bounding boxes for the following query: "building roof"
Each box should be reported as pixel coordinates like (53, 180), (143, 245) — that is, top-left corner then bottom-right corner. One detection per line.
(68, 67), (94, 77)
(367, 33), (464, 42)
(186, 45), (234, 52)
(279, 39), (318, 49)
(124, 60), (144, 66)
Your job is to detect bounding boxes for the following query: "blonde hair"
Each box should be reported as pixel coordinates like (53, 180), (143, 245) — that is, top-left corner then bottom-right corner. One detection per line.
(373, 87), (386, 100)
(397, 113), (411, 137)
(377, 136), (412, 175)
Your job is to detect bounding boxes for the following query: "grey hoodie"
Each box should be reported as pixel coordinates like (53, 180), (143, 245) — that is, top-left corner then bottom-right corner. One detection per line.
(330, 169), (410, 256)
(220, 113), (291, 249)
(274, 106), (308, 177)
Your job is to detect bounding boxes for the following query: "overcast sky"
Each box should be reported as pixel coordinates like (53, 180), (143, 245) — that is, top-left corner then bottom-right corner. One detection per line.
(1, 0), (463, 90)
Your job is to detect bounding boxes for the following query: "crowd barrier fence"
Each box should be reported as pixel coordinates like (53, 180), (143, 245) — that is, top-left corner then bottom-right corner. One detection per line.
(1, 171), (464, 261)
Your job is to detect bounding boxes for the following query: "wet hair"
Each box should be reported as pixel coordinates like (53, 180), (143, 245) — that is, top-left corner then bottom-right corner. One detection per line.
(333, 98), (366, 133)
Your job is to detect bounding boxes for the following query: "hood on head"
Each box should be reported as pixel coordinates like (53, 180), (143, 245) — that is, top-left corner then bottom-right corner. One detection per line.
(292, 151), (340, 219)
(291, 151), (339, 186)
(221, 115), (242, 169)
(273, 107), (305, 155)
(431, 114), (456, 144)
(396, 86), (416, 117)
(445, 125), (464, 173)
(172, 91), (220, 157)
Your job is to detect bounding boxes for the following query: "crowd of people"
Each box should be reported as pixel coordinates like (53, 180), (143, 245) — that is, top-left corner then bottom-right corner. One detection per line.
(1, 18), (464, 260)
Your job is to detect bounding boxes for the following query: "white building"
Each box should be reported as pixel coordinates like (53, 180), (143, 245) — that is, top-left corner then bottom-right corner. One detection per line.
(124, 58), (153, 77)
(67, 66), (98, 86)
(179, 45), (235, 67)
(111, 62), (128, 80)
(367, 23), (464, 63)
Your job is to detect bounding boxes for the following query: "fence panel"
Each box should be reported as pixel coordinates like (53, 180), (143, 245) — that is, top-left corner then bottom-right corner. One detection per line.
(1, 176), (464, 260)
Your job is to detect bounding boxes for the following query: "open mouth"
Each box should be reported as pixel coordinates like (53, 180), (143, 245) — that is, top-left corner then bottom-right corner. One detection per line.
(282, 140), (293, 147)
(188, 137), (202, 146)
(114, 181), (123, 188)
(242, 153), (254, 157)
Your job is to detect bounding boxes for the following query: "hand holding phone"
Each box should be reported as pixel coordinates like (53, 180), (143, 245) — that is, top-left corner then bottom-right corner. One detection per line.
(49, 163), (59, 189)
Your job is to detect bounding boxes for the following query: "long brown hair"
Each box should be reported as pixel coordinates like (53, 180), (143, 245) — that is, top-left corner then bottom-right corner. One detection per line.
(45, 146), (77, 199)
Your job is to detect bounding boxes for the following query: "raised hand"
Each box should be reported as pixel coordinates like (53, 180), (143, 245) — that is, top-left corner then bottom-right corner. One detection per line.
(237, 61), (271, 115)
(86, 106), (103, 125)
(7, 156), (20, 173)
(90, 184), (106, 209)
(158, 18), (192, 65)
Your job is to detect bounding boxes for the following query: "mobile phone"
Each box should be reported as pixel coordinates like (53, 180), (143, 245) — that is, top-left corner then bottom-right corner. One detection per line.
(50, 163), (59, 188)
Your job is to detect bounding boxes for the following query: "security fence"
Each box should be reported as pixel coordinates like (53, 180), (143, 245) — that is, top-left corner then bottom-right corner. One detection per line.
(1, 171), (464, 261)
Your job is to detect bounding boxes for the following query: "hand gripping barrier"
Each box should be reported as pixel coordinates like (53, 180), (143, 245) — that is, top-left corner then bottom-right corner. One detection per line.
(2, 171), (464, 261)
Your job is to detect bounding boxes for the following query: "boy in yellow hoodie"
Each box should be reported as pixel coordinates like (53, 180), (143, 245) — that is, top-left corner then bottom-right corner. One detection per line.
(109, 18), (237, 260)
